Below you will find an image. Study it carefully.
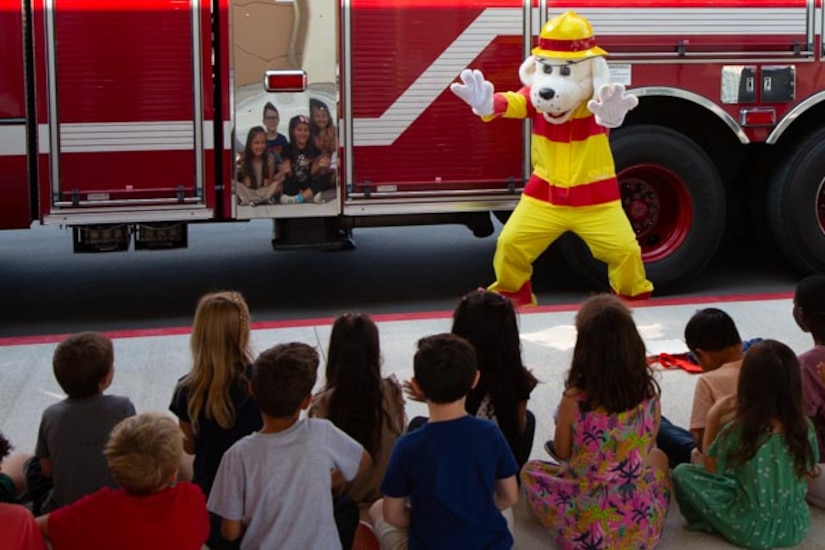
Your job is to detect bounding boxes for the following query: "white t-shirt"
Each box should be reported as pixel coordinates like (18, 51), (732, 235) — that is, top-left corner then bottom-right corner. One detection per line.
(207, 418), (364, 550)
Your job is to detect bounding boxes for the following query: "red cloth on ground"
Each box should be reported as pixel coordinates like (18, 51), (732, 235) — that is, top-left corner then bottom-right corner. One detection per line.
(48, 482), (208, 550)
(648, 353), (703, 373)
(0, 503), (47, 550)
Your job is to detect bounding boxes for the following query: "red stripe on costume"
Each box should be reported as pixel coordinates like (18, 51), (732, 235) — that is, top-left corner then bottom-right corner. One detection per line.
(533, 112), (606, 143)
(523, 174), (620, 206)
(538, 36), (597, 52)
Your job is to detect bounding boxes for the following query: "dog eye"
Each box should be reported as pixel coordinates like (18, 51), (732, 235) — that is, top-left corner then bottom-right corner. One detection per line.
(542, 64), (553, 74)
(560, 65), (571, 77)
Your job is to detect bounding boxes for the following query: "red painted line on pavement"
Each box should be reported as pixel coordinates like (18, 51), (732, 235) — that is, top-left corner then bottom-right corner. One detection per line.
(0, 291), (793, 348)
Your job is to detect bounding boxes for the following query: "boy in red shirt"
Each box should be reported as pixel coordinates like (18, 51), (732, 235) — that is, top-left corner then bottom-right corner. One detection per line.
(36, 412), (209, 550)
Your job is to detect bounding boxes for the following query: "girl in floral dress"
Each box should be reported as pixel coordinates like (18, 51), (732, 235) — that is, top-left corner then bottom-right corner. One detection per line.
(672, 339), (819, 549)
(521, 294), (671, 550)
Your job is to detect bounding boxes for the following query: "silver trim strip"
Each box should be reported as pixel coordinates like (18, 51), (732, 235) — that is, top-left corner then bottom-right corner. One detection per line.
(343, 197), (520, 217)
(343, 0), (353, 194)
(44, 0), (60, 200)
(44, 206), (214, 225)
(808, 0), (816, 54)
(191, 0), (204, 200)
(634, 87), (749, 144)
(523, 0), (534, 186)
(767, 90), (825, 143)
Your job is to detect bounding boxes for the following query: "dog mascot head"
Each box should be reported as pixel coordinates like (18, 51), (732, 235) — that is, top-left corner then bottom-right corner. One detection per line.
(519, 12), (613, 125)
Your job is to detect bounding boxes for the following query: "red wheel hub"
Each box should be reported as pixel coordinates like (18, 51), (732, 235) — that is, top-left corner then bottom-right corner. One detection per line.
(619, 164), (693, 263)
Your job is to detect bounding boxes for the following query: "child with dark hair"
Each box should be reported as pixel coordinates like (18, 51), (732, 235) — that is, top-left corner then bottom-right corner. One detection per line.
(521, 294), (670, 550)
(28, 332), (136, 514)
(310, 313), (405, 505)
(280, 115), (328, 204)
(235, 126), (285, 206)
(261, 102), (288, 158)
(369, 333), (519, 549)
(207, 343), (371, 550)
(404, 290), (538, 468)
(673, 339), (819, 548)
(452, 289), (537, 467)
(656, 308), (745, 467)
(792, 274), (825, 506)
(36, 412), (209, 549)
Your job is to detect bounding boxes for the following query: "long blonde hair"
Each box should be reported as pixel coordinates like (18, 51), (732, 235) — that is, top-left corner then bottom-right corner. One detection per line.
(183, 291), (254, 433)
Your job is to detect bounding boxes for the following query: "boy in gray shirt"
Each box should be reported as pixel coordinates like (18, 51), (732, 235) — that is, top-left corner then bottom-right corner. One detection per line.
(28, 332), (136, 513)
(208, 342), (371, 550)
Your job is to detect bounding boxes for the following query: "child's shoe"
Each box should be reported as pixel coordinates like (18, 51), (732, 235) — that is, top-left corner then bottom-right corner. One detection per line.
(280, 194), (301, 204)
(313, 193), (324, 204)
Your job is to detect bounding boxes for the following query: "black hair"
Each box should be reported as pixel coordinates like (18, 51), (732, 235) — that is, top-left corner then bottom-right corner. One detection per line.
(684, 308), (742, 352)
(413, 334), (477, 404)
(324, 313), (388, 456)
(452, 290), (536, 459)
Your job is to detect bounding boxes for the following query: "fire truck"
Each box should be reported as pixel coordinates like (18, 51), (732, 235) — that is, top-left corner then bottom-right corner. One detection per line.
(1, 0), (824, 293)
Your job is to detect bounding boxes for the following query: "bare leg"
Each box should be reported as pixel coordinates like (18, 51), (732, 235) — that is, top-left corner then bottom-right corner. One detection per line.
(2, 453), (33, 497)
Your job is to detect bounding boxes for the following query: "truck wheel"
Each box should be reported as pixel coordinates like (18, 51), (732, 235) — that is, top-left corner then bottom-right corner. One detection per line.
(767, 128), (825, 274)
(559, 125), (726, 294)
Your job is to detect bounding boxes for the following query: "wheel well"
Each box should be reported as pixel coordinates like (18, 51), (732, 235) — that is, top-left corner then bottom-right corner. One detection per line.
(771, 100), (825, 155)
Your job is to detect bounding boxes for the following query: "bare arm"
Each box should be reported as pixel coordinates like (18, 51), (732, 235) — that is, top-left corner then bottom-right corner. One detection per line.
(517, 400), (528, 435)
(36, 514), (50, 539)
(383, 496), (410, 528)
(39, 457), (53, 479)
(178, 420), (196, 455)
(221, 519), (244, 542)
(701, 395), (736, 474)
(494, 475), (519, 510)
(553, 392), (577, 461)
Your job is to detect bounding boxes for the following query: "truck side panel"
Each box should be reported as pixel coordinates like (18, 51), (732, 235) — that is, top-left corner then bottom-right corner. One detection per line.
(0, 0), (31, 229)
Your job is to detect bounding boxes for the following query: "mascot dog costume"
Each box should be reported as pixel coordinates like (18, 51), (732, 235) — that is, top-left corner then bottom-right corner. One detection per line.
(452, 11), (653, 306)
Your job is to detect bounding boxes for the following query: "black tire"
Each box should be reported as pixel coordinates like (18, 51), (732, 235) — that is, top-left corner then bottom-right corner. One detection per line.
(767, 127), (825, 274)
(559, 125), (726, 294)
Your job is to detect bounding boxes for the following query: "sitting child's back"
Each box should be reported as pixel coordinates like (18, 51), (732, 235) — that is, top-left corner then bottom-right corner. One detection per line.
(208, 343), (369, 550)
(32, 332), (135, 511)
(372, 333), (519, 550)
(38, 412), (209, 549)
(386, 415), (515, 547)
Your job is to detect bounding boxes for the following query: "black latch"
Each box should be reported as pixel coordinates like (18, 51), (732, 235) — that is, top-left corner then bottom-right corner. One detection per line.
(176, 185), (185, 203)
(507, 177), (516, 194)
(363, 179), (371, 198)
(676, 41), (688, 57)
(71, 189), (80, 207)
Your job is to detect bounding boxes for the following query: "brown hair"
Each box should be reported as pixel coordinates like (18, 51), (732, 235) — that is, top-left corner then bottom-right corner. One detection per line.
(252, 343), (318, 418)
(725, 339), (818, 478)
(566, 294), (659, 413)
(53, 332), (114, 398)
(413, 333), (477, 404)
(105, 412), (183, 494)
(180, 291), (254, 433)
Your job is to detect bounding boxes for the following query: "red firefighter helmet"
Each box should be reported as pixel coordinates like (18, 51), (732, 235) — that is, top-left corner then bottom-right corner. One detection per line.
(532, 11), (608, 60)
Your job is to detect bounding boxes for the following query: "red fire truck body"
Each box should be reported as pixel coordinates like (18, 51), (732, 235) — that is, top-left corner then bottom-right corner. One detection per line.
(1, 0), (824, 292)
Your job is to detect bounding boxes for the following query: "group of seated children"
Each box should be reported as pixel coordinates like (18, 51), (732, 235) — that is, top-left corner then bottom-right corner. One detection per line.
(3, 277), (825, 550)
(236, 99), (337, 207)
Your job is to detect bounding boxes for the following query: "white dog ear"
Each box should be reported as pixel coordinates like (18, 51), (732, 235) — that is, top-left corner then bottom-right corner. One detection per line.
(519, 56), (537, 87)
(590, 56), (612, 97)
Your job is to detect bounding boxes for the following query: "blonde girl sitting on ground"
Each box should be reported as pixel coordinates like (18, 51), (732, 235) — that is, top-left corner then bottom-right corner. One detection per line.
(169, 290), (262, 550)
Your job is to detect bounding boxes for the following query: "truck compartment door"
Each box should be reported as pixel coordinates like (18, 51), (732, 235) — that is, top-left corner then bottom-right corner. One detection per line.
(230, 0), (340, 220)
(38, 0), (212, 223)
(0, 0), (30, 230)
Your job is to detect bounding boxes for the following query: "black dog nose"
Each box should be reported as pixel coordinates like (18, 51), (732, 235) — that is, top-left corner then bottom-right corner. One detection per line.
(538, 88), (555, 100)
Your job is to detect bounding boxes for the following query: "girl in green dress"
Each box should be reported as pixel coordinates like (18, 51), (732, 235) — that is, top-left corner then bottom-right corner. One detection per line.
(673, 339), (820, 549)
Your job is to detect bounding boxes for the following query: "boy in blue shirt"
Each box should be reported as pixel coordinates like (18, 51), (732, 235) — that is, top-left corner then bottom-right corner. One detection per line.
(369, 333), (519, 549)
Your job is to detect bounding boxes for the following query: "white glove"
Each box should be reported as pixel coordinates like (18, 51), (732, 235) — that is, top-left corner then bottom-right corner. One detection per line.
(450, 69), (494, 117)
(587, 83), (638, 128)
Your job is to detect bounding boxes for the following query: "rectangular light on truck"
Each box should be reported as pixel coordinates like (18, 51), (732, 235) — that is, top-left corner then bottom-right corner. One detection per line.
(739, 107), (776, 127)
(263, 70), (307, 93)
